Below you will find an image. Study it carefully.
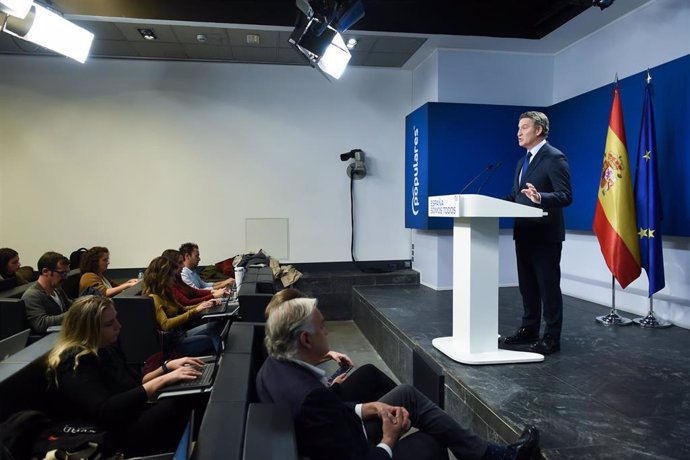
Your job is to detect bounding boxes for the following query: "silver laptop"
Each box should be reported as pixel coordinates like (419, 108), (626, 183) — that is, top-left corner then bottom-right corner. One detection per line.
(0, 329), (30, 361)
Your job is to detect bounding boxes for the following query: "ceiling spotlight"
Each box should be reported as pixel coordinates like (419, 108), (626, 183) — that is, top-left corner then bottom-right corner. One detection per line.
(289, 0), (365, 80)
(2, 3), (94, 63)
(346, 38), (357, 50)
(0, 0), (33, 18)
(137, 28), (157, 40)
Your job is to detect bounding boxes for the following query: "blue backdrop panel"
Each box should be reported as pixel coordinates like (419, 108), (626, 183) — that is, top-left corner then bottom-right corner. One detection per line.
(550, 53), (690, 235)
(405, 103), (534, 230)
(405, 53), (690, 236)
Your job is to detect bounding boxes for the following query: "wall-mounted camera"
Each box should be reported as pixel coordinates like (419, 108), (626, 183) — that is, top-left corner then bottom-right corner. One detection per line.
(340, 149), (366, 179)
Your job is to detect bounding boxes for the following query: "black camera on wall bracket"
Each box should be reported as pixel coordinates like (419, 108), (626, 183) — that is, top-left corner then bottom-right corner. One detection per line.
(340, 149), (366, 179)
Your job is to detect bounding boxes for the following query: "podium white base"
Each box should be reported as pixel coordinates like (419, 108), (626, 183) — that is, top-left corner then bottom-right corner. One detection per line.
(432, 337), (544, 365)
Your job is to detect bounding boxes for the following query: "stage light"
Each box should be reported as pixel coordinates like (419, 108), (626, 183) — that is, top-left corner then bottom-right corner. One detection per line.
(2, 3), (94, 63)
(0, 0), (32, 19)
(317, 29), (350, 79)
(289, 0), (364, 80)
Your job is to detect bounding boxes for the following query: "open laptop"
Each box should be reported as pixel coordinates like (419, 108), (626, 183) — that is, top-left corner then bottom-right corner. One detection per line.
(201, 294), (240, 319)
(0, 329), (30, 361)
(157, 321), (230, 399)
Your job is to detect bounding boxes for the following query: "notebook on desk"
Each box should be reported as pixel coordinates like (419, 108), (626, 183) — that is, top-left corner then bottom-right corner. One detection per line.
(0, 329), (30, 361)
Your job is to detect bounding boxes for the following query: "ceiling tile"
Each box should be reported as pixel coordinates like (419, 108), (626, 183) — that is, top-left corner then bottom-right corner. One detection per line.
(172, 26), (229, 46)
(72, 20), (127, 41)
(181, 44), (233, 61)
(90, 39), (140, 58)
(360, 52), (411, 68)
(277, 47), (310, 65)
(131, 42), (188, 59)
(231, 46), (278, 63)
(370, 37), (425, 54)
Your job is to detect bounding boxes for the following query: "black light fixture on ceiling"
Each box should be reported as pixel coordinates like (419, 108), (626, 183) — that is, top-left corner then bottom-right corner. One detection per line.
(593, 0), (615, 10)
(289, 0), (364, 80)
(137, 28), (157, 40)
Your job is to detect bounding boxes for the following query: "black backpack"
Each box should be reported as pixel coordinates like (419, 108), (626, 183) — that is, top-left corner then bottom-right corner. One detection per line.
(0, 410), (113, 459)
(69, 248), (88, 271)
(0, 410), (51, 460)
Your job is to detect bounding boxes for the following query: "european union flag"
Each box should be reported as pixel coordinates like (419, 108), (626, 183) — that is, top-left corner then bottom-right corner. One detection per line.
(634, 76), (665, 296)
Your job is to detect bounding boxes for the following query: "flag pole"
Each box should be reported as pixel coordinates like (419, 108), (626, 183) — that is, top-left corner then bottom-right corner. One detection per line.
(633, 295), (671, 328)
(596, 275), (632, 325)
(631, 70), (670, 329)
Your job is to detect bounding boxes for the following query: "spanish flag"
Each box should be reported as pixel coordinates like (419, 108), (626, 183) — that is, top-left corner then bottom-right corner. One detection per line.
(593, 85), (641, 288)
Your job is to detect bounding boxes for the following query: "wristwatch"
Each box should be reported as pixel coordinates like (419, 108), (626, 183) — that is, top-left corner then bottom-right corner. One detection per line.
(161, 360), (170, 374)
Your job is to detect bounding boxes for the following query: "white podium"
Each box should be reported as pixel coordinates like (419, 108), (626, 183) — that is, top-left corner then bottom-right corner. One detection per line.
(428, 194), (545, 365)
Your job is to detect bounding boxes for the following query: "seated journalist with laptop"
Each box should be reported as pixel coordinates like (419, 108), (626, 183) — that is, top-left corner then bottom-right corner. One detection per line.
(46, 295), (206, 457)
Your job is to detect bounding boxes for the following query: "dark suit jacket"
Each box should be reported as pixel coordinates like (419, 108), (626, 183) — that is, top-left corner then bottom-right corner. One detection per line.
(256, 357), (389, 460)
(505, 142), (572, 243)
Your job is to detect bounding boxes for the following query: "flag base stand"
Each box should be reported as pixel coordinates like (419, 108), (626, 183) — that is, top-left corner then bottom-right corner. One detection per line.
(596, 311), (633, 326)
(596, 277), (632, 326)
(633, 297), (671, 328)
(633, 313), (671, 328)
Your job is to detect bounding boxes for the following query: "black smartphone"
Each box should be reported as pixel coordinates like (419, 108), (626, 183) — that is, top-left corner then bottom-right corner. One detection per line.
(328, 363), (353, 384)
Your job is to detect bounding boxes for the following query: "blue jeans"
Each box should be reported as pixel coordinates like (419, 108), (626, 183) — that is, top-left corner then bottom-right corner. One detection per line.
(172, 322), (220, 356)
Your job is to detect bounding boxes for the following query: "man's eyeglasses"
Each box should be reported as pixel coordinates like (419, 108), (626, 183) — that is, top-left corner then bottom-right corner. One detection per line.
(52, 269), (69, 279)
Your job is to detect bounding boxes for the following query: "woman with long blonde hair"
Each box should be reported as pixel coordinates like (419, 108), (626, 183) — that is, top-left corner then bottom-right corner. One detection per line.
(46, 295), (204, 456)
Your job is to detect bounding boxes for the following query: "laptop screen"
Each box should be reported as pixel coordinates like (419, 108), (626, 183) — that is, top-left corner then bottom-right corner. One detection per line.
(0, 329), (30, 361)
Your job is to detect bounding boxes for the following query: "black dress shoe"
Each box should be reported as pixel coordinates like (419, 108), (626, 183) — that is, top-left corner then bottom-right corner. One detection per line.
(530, 334), (560, 355)
(503, 327), (539, 346)
(511, 425), (540, 460)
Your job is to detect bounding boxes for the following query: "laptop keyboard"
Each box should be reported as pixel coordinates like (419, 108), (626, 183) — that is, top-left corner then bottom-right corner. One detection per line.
(175, 363), (216, 388)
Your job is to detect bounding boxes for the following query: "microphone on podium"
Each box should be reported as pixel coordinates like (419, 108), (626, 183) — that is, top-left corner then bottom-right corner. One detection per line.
(476, 161), (504, 194)
(459, 163), (494, 194)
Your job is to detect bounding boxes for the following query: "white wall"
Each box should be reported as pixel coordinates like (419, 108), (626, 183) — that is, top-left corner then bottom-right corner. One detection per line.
(411, 50), (438, 112)
(0, 56), (413, 268)
(437, 49), (553, 107)
(413, 230), (452, 290)
(410, 0), (690, 327)
(553, 0), (690, 104)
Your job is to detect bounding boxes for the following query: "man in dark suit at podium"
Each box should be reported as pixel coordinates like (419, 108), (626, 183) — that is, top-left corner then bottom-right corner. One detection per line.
(504, 111), (572, 355)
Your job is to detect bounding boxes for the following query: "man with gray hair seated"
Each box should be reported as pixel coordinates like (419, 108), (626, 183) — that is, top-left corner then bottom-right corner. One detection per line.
(256, 297), (540, 460)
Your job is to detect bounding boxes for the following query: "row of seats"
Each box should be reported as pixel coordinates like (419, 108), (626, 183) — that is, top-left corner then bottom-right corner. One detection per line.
(0, 322), (297, 459)
(195, 322), (297, 460)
